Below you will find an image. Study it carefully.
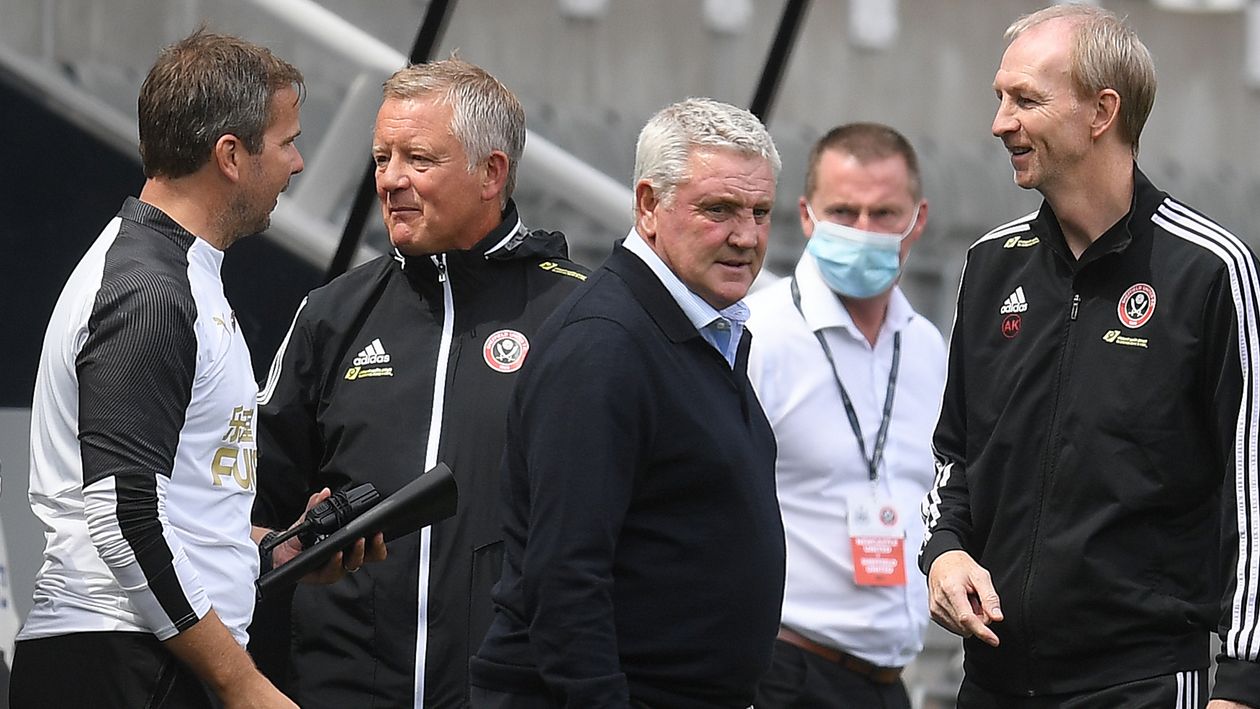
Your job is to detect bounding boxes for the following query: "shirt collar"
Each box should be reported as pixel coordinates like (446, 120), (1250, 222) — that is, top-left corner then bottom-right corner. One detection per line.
(120, 197), (198, 253)
(622, 228), (749, 331)
(794, 250), (913, 341)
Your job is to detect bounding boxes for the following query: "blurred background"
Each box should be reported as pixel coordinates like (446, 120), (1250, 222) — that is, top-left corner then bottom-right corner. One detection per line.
(2, 0), (1257, 705)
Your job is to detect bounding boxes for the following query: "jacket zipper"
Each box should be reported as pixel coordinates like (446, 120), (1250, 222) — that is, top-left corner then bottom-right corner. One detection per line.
(414, 253), (454, 707)
(1018, 290), (1080, 695)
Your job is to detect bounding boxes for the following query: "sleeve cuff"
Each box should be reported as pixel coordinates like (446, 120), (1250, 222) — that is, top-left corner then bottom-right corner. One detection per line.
(1213, 655), (1260, 706)
(919, 530), (965, 575)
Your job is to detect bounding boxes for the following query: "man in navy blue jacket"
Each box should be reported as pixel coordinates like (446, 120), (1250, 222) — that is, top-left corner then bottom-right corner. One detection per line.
(470, 97), (787, 708)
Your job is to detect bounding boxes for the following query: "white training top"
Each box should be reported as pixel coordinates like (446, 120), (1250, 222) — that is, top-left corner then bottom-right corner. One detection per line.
(20, 198), (259, 646)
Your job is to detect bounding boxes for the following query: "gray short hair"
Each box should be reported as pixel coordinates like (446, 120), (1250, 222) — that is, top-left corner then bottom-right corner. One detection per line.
(633, 97), (781, 207)
(1006, 4), (1156, 155)
(383, 57), (525, 204)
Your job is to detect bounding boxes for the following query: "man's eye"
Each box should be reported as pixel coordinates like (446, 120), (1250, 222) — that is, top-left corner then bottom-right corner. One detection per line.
(373, 155), (388, 168)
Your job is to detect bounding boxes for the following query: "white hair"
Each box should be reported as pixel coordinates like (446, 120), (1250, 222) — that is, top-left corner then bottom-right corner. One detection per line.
(633, 97), (781, 207)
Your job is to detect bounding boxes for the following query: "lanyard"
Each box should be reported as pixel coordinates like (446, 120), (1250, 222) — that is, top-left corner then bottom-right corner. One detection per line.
(791, 277), (900, 483)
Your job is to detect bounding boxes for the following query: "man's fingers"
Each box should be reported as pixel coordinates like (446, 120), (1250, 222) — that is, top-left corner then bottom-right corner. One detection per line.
(931, 579), (1001, 647)
(930, 600), (967, 636)
(306, 488), (330, 508)
(982, 590), (1003, 622)
(948, 588), (1001, 647)
(968, 566), (1003, 622)
(967, 586), (1003, 624)
(366, 532), (388, 562)
(342, 538), (367, 573)
(297, 488), (332, 525)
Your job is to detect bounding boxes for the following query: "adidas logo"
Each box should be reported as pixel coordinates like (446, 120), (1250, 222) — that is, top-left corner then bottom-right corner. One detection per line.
(1000, 287), (1028, 314)
(352, 338), (391, 366)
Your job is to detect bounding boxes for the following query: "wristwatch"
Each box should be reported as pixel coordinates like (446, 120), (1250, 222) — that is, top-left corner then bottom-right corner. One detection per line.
(258, 529), (283, 574)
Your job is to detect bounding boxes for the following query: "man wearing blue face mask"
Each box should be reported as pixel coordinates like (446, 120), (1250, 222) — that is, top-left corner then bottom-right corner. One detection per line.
(746, 122), (946, 709)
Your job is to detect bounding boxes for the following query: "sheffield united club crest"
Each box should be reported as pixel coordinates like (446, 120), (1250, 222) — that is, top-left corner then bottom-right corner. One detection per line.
(1118, 283), (1156, 329)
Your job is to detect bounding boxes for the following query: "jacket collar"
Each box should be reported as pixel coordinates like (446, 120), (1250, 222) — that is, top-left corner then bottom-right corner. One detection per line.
(391, 199), (529, 270)
(1033, 164), (1165, 270)
(604, 243), (706, 345)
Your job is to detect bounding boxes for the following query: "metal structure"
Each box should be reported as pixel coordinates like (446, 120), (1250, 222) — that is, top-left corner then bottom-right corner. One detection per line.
(0, 0), (635, 273)
(749, 0), (810, 122)
(325, 0), (457, 281)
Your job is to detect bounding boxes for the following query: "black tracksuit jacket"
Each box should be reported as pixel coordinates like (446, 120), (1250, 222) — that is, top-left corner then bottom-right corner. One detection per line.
(920, 167), (1260, 703)
(251, 203), (588, 708)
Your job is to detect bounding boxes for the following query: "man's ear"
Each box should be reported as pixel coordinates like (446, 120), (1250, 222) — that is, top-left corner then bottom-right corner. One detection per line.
(213, 134), (244, 183)
(1091, 89), (1121, 142)
(481, 150), (510, 202)
(799, 196), (814, 239)
(905, 198), (929, 247)
(634, 180), (660, 240)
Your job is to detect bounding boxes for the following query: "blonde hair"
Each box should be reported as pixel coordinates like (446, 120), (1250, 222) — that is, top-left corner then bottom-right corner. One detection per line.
(1006, 4), (1156, 154)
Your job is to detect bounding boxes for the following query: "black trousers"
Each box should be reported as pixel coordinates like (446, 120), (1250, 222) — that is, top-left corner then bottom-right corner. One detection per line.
(10, 631), (216, 709)
(957, 670), (1209, 709)
(754, 639), (911, 709)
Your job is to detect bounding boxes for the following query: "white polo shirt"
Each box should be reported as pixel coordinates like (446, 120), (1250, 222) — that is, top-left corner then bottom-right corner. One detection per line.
(746, 251), (946, 668)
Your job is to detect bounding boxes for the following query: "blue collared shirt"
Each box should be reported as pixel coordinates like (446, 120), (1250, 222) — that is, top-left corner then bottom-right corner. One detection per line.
(622, 229), (749, 368)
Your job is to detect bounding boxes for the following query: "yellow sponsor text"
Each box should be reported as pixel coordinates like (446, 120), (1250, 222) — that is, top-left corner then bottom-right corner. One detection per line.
(1102, 330), (1148, 348)
(1003, 236), (1040, 249)
(345, 366), (394, 381)
(538, 261), (587, 281)
(211, 446), (256, 490)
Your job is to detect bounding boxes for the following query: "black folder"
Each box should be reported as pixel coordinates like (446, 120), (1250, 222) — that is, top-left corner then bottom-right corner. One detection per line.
(256, 462), (458, 598)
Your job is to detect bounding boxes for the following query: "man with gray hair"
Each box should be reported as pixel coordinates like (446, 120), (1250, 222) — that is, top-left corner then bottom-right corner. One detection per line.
(922, 4), (1260, 707)
(470, 97), (787, 708)
(252, 57), (588, 707)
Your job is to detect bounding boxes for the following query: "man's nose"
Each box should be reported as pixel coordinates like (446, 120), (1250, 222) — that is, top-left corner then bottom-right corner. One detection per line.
(376, 157), (407, 191)
(992, 100), (1017, 138)
(729, 220), (760, 248)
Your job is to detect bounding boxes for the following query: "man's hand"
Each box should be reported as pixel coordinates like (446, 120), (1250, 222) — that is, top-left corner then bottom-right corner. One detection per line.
(1208, 701), (1256, 709)
(927, 549), (1003, 647)
(265, 488), (388, 583)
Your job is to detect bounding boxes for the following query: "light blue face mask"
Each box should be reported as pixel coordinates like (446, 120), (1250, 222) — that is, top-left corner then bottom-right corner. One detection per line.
(804, 203), (917, 299)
